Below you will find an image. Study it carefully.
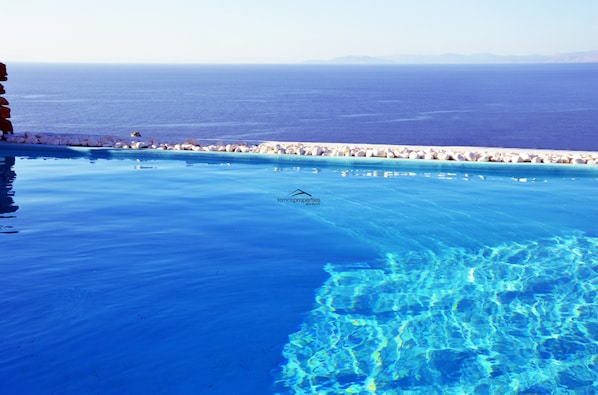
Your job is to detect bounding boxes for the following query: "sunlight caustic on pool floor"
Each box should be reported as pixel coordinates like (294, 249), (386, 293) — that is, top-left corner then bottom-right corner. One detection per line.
(276, 233), (598, 394)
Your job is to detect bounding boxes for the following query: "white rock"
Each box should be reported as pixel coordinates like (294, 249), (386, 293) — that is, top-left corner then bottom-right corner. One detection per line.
(311, 146), (324, 156)
(184, 138), (200, 146)
(464, 151), (477, 161)
(492, 154), (505, 162)
(424, 152), (435, 160)
(408, 151), (420, 160)
(356, 150), (366, 157)
(437, 152), (451, 161)
(531, 157), (543, 163)
(571, 157), (586, 165)
(372, 148), (385, 157)
(557, 156), (570, 163)
(38, 135), (54, 145)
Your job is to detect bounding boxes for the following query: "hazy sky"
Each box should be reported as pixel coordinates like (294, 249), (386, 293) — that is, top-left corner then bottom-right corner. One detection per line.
(3, 0), (597, 63)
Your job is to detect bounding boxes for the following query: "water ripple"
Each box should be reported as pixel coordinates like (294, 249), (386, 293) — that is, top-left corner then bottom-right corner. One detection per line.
(276, 233), (598, 394)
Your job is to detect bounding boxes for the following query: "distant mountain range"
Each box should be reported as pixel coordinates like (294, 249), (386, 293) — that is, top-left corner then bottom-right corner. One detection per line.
(305, 51), (598, 65)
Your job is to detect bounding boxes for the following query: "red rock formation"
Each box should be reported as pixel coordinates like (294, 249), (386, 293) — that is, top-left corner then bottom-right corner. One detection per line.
(0, 62), (12, 135)
(0, 63), (7, 81)
(0, 119), (12, 133)
(0, 106), (10, 119)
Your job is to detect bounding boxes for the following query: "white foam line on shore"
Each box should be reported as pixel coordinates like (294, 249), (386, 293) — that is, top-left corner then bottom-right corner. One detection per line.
(2, 132), (598, 165)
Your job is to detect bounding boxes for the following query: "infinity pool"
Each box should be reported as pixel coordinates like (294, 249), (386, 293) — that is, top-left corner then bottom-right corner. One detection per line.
(1, 145), (597, 394)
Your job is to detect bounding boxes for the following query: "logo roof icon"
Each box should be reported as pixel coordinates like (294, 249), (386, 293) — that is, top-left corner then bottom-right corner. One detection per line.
(289, 189), (312, 197)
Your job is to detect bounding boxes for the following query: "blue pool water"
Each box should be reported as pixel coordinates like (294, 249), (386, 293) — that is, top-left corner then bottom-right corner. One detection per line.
(1, 145), (597, 394)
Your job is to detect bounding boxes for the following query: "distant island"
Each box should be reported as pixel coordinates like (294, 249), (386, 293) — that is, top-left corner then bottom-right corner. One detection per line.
(305, 50), (598, 65)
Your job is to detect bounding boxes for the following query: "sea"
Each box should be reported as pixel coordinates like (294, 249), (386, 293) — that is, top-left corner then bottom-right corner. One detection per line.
(4, 63), (598, 151)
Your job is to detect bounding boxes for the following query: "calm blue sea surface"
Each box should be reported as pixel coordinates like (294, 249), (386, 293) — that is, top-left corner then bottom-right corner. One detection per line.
(5, 63), (598, 150)
(1, 146), (597, 394)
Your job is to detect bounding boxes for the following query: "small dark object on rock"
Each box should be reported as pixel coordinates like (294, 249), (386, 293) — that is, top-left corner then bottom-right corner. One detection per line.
(130, 131), (142, 137)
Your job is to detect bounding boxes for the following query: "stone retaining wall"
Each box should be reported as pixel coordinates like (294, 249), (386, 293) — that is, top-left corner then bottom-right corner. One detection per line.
(3, 133), (598, 165)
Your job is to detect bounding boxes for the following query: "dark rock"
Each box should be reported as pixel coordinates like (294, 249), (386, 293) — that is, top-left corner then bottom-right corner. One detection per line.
(0, 97), (8, 106)
(0, 62), (6, 81)
(0, 118), (12, 133)
(0, 83), (5, 95)
(0, 106), (10, 119)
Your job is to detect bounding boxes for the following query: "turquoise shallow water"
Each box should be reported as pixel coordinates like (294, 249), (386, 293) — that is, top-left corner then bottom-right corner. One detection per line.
(1, 145), (597, 394)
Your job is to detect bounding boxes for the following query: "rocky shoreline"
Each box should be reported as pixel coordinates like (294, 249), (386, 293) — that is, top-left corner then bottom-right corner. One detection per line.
(2, 132), (598, 165)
